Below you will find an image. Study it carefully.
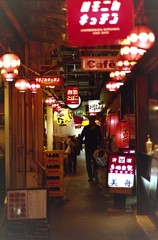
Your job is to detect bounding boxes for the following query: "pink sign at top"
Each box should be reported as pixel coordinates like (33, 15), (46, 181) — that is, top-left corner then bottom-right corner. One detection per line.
(66, 0), (134, 46)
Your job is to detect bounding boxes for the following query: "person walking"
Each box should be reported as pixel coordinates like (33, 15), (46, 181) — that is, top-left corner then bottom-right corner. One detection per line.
(80, 116), (102, 181)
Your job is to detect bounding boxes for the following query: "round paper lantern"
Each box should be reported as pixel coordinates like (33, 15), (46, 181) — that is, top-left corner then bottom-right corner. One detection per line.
(106, 81), (123, 92)
(45, 97), (56, 106)
(116, 56), (136, 72)
(120, 45), (146, 61)
(107, 114), (119, 137)
(0, 52), (20, 79)
(115, 121), (130, 148)
(15, 79), (30, 92)
(29, 80), (40, 93)
(109, 71), (126, 81)
(129, 25), (155, 50)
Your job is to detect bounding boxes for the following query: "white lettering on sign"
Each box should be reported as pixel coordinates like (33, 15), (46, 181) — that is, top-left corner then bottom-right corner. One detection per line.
(81, 56), (117, 71)
(79, 0), (121, 26)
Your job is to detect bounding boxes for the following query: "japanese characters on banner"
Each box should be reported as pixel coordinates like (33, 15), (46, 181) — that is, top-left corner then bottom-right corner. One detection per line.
(66, 86), (79, 105)
(35, 76), (63, 86)
(66, 0), (134, 46)
(108, 154), (135, 189)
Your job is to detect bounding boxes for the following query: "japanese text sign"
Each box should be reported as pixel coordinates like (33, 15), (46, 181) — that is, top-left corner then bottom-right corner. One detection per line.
(66, 0), (134, 46)
(108, 154), (135, 188)
(35, 76), (63, 86)
(88, 100), (101, 113)
(66, 86), (79, 105)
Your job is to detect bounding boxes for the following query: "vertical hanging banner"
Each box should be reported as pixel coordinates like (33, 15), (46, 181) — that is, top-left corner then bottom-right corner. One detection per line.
(66, 86), (79, 105)
(66, 0), (134, 46)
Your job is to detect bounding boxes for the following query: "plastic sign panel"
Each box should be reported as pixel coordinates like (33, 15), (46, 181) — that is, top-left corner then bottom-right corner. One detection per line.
(35, 76), (63, 86)
(66, 86), (79, 105)
(81, 56), (117, 71)
(66, 0), (134, 46)
(108, 154), (135, 188)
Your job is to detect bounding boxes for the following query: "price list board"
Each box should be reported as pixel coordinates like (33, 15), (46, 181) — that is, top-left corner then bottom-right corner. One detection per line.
(7, 189), (50, 240)
(7, 189), (47, 220)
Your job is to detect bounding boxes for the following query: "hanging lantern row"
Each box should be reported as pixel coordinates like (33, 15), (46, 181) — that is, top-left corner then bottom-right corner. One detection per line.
(45, 96), (63, 113)
(15, 78), (40, 93)
(106, 80), (124, 92)
(119, 25), (155, 62)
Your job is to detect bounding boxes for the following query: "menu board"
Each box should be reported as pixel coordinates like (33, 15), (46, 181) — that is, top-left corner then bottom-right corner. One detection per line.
(108, 154), (135, 189)
(7, 189), (47, 220)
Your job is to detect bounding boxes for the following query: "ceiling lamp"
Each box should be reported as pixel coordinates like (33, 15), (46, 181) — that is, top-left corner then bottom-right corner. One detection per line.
(15, 79), (30, 92)
(45, 97), (56, 106)
(109, 71), (126, 81)
(106, 81), (124, 92)
(0, 52), (20, 80)
(129, 25), (155, 50)
(120, 45), (146, 61)
(29, 80), (40, 93)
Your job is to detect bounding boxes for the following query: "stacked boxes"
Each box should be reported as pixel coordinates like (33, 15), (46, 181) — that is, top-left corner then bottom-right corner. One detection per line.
(44, 150), (65, 197)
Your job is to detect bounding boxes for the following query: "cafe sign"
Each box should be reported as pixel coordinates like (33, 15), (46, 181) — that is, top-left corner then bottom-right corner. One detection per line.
(81, 56), (117, 71)
(66, 0), (134, 46)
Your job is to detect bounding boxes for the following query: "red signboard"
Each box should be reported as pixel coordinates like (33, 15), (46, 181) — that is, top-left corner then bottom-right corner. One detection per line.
(108, 154), (135, 188)
(66, 86), (79, 105)
(66, 0), (134, 46)
(35, 76), (63, 86)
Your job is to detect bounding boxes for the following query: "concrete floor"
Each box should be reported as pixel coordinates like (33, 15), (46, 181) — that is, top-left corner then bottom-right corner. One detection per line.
(49, 151), (158, 240)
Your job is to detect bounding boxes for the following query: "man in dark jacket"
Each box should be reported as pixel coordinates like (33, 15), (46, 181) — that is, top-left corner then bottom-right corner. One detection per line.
(80, 116), (102, 181)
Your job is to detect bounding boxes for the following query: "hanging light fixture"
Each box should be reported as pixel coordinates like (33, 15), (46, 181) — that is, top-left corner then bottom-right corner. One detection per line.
(0, 52), (20, 80)
(109, 71), (126, 81)
(120, 45), (146, 62)
(51, 101), (58, 109)
(45, 97), (56, 106)
(106, 81), (124, 92)
(29, 80), (40, 93)
(15, 79), (30, 92)
(129, 25), (155, 50)
(116, 56), (136, 72)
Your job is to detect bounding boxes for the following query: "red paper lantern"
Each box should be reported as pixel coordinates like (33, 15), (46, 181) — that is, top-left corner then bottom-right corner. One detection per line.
(129, 25), (155, 50)
(116, 56), (136, 72)
(29, 80), (40, 93)
(45, 97), (56, 106)
(0, 52), (20, 79)
(109, 71), (126, 81)
(15, 79), (30, 92)
(115, 121), (130, 148)
(107, 114), (119, 137)
(120, 45), (146, 61)
(106, 81), (124, 92)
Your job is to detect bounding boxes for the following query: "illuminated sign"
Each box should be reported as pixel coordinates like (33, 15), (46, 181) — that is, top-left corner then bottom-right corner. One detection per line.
(66, 86), (79, 105)
(88, 100), (101, 113)
(67, 96), (82, 110)
(66, 0), (134, 46)
(81, 56), (117, 71)
(35, 76), (63, 86)
(108, 154), (135, 188)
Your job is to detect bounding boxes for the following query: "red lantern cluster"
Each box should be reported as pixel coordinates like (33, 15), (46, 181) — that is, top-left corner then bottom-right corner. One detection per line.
(109, 71), (126, 81)
(129, 25), (155, 50)
(15, 79), (30, 92)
